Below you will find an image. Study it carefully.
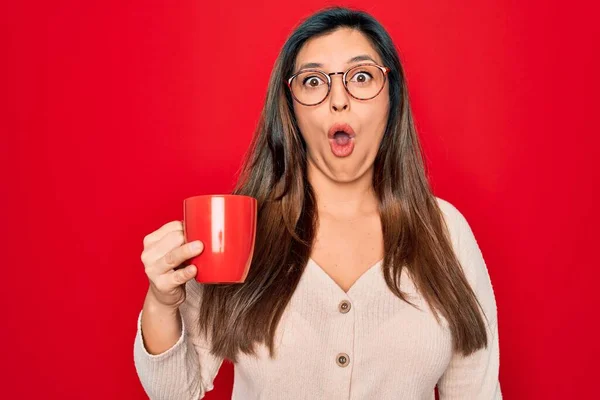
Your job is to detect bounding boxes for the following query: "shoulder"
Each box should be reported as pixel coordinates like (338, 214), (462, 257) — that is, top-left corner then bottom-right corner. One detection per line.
(434, 196), (491, 288)
(435, 196), (498, 324)
(435, 196), (471, 249)
(435, 195), (460, 219)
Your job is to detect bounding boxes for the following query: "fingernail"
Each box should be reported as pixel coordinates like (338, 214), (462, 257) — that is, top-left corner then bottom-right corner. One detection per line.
(190, 241), (202, 251)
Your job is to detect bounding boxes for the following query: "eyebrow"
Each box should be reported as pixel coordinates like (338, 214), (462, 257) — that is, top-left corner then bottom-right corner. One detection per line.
(296, 54), (378, 72)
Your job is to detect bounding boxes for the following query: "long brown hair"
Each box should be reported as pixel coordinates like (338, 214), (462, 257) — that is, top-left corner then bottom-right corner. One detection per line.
(198, 7), (488, 362)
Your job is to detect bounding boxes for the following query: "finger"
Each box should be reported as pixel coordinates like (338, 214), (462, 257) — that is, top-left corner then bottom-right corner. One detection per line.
(153, 265), (197, 292)
(142, 229), (186, 266)
(170, 264), (198, 286)
(143, 220), (183, 248)
(153, 240), (204, 275)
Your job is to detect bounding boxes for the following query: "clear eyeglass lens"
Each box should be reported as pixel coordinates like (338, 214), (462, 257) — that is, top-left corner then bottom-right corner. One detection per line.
(291, 71), (329, 105)
(345, 65), (385, 100)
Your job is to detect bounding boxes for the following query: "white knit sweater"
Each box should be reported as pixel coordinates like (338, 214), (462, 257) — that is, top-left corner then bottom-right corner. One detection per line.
(133, 197), (502, 399)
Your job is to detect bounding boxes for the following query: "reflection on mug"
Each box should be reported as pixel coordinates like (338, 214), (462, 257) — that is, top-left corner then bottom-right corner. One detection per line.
(212, 196), (225, 253)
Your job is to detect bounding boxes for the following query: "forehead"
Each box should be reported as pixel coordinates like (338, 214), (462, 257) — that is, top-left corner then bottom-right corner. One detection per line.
(294, 28), (382, 70)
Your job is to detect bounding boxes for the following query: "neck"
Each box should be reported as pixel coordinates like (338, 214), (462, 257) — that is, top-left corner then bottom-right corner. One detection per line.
(307, 160), (379, 220)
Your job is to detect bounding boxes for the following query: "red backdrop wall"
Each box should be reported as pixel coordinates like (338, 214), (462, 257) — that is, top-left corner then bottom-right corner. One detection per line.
(2, 0), (599, 398)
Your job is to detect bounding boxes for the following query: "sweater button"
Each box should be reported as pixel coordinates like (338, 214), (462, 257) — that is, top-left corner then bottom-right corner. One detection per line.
(338, 300), (351, 314)
(336, 353), (350, 367)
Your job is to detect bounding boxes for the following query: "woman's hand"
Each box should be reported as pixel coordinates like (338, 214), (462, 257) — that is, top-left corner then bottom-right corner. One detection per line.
(140, 220), (204, 309)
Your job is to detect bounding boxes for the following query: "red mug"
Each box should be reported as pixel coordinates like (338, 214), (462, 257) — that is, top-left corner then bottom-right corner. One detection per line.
(183, 194), (257, 283)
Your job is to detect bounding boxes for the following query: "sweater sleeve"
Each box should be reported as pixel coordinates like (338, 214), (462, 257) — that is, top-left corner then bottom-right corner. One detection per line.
(133, 279), (224, 400)
(436, 201), (502, 399)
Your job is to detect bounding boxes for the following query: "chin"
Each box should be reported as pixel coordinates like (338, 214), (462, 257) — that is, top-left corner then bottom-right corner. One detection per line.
(325, 174), (355, 184)
(327, 164), (367, 183)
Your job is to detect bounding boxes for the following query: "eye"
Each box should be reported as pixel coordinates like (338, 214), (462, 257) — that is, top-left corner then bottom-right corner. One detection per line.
(349, 71), (373, 83)
(302, 75), (326, 88)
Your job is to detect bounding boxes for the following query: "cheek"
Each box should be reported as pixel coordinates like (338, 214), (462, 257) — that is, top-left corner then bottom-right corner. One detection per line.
(293, 105), (324, 141)
(360, 96), (390, 136)
(375, 97), (390, 134)
(376, 92), (391, 119)
(293, 104), (309, 132)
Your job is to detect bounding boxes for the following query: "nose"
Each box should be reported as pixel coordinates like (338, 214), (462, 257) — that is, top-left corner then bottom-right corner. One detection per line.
(329, 74), (349, 112)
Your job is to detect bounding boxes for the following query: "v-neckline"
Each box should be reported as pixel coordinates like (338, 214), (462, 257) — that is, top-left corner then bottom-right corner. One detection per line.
(307, 257), (384, 296)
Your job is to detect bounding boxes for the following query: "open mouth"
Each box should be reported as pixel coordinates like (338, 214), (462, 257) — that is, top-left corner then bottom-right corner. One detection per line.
(328, 123), (356, 157)
(332, 131), (352, 145)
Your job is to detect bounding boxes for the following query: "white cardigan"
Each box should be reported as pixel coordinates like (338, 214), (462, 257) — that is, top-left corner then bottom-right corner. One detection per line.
(133, 197), (502, 399)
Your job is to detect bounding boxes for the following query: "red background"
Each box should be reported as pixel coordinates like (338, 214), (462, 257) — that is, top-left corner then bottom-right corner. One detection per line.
(2, 0), (599, 398)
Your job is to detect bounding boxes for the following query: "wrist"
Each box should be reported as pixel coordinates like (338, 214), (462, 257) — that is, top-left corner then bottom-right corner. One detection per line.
(144, 290), (179, 317)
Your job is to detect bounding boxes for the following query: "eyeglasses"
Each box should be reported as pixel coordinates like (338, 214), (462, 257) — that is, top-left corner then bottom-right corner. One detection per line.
(287, 63), (390, 106)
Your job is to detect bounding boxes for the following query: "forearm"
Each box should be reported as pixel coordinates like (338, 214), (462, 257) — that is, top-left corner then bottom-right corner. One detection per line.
(140, 290), (183, 355)
(134, 301), (203, 400)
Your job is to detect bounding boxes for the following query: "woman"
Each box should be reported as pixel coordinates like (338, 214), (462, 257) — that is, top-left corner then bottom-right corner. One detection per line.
(134, 7), (501, 400)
